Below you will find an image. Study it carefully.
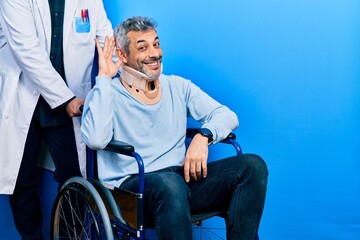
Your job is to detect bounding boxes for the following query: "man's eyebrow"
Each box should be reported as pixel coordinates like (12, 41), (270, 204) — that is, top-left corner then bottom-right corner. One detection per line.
(136, 36), (159, 44)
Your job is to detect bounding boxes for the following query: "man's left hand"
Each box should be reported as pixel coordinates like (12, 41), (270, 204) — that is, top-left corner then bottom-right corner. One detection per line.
(183, 134), (209, 182)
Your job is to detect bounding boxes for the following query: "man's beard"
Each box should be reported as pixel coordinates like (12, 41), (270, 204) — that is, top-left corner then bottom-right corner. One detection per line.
(139, 57), (162, 81)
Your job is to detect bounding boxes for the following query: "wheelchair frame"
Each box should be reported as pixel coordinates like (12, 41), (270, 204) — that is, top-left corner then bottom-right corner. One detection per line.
(50, 128), (261, 240)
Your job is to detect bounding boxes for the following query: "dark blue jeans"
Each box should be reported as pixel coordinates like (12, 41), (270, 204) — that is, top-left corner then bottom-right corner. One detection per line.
(121, 153), (268, 240)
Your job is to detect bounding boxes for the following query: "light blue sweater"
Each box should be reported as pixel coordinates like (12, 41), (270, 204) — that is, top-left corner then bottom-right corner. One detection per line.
(81, 74), (238, 187)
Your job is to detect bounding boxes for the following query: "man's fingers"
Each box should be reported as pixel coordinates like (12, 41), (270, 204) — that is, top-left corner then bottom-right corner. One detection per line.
(191, 163), (197, 181)
(184, 156), (208, 182)
(196, 162), (202, 179)
(183, 160), (190, 183)
(202, 163), (208, 178)
(115, 59), (122, 69)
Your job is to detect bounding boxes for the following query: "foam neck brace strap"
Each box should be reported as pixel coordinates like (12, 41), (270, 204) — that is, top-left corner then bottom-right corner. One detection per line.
(120, 65), (153, 91)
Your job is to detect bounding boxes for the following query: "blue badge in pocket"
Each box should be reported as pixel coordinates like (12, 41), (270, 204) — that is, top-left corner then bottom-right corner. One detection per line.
(75, 9), (90, 33)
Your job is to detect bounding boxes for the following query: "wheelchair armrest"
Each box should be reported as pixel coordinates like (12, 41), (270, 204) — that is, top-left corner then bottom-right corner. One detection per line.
(104, 129), (236, 155)
(104, 140), (135, 156)
(186, 128), (236, 141)
(104, 140), (145, 194)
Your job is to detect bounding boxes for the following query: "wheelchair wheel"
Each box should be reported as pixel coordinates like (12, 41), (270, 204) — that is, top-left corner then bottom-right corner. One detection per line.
(192, 220), (260, 240)
(192, 223), (226, 240)
(50, 177), (114, 239)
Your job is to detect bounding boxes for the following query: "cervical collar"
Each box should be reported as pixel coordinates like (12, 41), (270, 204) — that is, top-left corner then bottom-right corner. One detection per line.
(120, 65), (162, 104)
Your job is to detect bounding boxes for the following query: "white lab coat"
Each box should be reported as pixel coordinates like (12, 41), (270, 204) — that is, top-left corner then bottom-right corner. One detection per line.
(0, 0), (113, 194)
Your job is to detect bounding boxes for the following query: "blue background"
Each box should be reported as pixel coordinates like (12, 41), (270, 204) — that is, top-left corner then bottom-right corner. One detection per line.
(1, 0), (359, 239)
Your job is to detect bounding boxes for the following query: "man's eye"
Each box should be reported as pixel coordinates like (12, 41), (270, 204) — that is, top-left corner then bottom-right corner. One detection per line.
(138, 46), (146, 51)
(154, 43), (160, 47)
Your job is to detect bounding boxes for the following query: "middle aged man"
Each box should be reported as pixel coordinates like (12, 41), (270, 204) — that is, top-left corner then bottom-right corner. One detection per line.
(81, 16), (268, 239)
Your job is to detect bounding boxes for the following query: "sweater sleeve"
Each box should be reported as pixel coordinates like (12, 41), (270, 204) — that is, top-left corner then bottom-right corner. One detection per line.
(81, 75), (114, 149)
(185, 80), (239, 143)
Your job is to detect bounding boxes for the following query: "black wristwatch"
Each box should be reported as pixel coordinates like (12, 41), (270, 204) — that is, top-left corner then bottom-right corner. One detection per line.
(197, 128), (213, 144)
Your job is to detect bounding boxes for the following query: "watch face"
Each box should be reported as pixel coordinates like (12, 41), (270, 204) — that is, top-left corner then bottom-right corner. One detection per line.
(199, 128), (213, 143)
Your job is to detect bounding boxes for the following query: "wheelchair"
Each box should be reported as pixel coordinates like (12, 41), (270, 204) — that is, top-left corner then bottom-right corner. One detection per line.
(50, 128), (260, 240)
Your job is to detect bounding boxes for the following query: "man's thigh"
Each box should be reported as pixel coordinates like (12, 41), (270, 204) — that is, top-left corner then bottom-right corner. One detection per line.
(121, 170), (191, 221)
(121, 169), (189, 199)
(187, 155), (243, 213)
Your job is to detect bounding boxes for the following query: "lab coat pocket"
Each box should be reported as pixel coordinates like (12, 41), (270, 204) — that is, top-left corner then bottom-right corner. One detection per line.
(0, 71), (18, 119)
(75, 17), (91, 33)
(71, 17), (93, 46)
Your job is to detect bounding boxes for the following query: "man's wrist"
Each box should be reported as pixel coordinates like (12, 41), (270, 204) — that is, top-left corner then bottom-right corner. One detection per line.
(197, 128), (214, 144)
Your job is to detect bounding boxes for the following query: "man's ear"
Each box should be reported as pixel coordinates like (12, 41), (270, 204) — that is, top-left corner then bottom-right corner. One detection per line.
(116, 48), (127, 64)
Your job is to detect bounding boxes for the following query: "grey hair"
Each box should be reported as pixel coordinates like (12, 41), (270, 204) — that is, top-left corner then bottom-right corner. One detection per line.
(114, 16), (158, 55)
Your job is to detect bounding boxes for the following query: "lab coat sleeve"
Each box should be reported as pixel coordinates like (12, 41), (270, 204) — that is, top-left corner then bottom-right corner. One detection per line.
(81, 75), (114, 150)
(94, 0), (118, 63)
(0, 0), (74, 108)
(95, 0), (113, 42)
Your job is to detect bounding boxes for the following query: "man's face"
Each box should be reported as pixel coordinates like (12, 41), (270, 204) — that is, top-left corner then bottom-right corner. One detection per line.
(123, 29), (162, 80)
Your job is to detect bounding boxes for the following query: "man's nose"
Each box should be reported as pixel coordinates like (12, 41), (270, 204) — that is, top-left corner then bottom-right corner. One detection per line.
(148, 46), (161, 58)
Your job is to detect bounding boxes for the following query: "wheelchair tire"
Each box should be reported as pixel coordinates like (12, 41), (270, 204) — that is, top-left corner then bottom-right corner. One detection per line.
(50, 177), (114, 239)
(192, 221), (226, 240)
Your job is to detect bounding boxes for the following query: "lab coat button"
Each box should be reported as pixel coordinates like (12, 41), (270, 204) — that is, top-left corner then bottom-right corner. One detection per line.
(21, 125), (27, 130)
(34, 91), (39, 96)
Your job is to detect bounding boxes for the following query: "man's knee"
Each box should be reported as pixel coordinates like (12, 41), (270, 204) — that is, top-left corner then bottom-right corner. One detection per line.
(245, 154), (268, 175)
(238, 154), (268, 189)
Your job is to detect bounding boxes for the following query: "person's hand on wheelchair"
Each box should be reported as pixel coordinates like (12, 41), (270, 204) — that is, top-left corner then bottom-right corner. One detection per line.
(183, 134), (209, 182)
